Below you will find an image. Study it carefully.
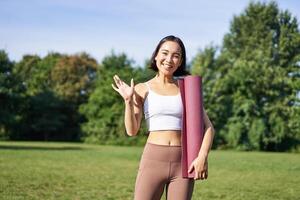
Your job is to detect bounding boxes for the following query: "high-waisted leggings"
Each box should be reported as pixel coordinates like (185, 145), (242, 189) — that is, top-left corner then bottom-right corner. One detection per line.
(134, 142), (194, 200)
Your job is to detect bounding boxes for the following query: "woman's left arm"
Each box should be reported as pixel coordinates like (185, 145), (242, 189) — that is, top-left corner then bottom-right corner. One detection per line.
(198, 108), (215, 158)
(188, 108), (215, 180)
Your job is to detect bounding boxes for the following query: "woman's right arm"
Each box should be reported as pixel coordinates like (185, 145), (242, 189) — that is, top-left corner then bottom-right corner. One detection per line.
(124, 84), (144, 136)
(112, 75), (144, 136)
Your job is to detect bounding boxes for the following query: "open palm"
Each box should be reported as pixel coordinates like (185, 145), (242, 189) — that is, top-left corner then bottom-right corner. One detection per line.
(112, 75), (134, 101)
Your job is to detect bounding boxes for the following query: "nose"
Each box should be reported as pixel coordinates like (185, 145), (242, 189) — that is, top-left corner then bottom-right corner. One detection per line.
(166, 54), (172, 63)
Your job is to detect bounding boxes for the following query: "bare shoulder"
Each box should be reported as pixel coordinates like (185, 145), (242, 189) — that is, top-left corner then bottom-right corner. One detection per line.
(134, 82), (148, 99)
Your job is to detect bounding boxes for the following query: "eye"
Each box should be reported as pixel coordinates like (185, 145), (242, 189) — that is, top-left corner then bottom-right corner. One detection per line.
(162, 52), (168, 55)
(173, 54), (180, 59)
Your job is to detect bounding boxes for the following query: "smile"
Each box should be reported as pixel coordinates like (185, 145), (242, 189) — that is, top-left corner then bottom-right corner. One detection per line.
(163, 63), (173, 68)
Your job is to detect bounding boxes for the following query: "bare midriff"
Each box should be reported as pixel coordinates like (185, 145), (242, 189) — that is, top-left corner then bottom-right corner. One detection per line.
(147, 131), (181, 146)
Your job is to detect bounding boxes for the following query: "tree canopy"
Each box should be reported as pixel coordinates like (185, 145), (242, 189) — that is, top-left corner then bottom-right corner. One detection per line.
(191, 1), (300, 151)
(0, 1), (299, 151)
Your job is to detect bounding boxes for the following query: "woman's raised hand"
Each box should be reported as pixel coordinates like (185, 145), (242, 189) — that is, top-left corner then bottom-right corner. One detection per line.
(112, 75), (134, 101)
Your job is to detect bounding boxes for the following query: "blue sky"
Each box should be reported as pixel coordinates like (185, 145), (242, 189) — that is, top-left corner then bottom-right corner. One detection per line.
(1, 0), (299, 66)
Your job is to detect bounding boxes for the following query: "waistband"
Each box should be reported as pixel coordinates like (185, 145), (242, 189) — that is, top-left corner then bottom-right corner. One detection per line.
(141, 142), (182, 162)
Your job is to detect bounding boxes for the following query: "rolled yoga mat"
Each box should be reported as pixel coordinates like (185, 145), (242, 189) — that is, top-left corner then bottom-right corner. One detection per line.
(178, 75), (204, 178)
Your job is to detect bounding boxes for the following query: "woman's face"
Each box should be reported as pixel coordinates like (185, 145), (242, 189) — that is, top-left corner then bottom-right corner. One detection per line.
(155, 41), (182, 76)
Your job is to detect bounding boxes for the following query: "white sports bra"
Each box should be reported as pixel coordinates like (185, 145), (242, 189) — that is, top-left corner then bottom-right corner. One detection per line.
(143, 82), (183, 132)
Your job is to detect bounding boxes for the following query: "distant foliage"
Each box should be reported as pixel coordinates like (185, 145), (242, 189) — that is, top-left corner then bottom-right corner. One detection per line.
(0, 50), (22, 139)
(3, 52), (98, 141)
(191, 1), (300, 151)
(79, 53), (152, 145)
(51, 53), (98, 104)
(0, 1), (299, 151)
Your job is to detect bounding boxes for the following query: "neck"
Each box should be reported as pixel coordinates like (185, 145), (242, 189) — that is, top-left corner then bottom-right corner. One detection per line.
(155, 73), (175, 84)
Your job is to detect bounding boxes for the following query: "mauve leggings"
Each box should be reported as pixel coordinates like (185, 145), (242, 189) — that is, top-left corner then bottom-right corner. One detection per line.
(134, 142), (194, 200)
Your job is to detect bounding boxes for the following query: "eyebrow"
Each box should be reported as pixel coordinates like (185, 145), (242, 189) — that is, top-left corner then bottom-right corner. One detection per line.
(160, 49), (181, 55)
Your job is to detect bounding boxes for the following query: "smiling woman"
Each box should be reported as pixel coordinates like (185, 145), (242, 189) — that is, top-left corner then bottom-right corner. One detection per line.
(111, 35), (215, 200)
(149, 36), (188, 77)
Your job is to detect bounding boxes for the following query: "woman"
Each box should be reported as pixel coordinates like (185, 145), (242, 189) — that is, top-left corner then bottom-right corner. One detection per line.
(112, 35), (214, 200)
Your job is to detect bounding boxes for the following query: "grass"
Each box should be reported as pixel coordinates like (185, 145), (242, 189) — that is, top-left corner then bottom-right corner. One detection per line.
(0, 141), (299, 200)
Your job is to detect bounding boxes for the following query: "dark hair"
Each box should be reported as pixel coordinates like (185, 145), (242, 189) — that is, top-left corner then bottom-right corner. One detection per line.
(150, 35), (189, 76)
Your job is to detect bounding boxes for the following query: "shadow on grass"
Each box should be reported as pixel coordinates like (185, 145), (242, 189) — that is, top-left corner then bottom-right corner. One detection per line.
(0, 145), (84, 151)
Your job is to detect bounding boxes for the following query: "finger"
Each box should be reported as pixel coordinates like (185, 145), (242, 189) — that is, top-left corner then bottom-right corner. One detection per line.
(111, 84), (119, 92)
(115, 75), (123, 83)
(200, 172), (205, 180)
(119, 79), (124, 86)
(115, 76), (126, 87)
(202, 170), (208, 179)
(114, 74), (120, 80)
(114, 75), (122, 82)
(196, 172), (201, 180)
(205, 170), (208, 179)
(194, 172), (199, 180)
(188, 164), (194, 173)
(130, 78), (134, 88)
(113, 76), (121, 86)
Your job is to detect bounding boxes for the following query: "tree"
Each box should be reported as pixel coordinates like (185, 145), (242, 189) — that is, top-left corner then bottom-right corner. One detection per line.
(49, 53), (98, 140)
(51, 53), (97, 104)
(191, 45), (229, 148)
(80, 52), (151, 145)
(20, 90), (68, 141)
(191, 1), (300, 151)
(13, 52), (98, 141)
(0, 50), (21, 139)
(12, 53), (68, 140)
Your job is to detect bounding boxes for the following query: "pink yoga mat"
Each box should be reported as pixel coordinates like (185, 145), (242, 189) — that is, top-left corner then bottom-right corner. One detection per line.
(179, 75), (204, 178)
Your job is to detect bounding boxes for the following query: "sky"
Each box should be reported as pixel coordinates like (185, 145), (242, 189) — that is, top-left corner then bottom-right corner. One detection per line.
(1, 0), (300, 67)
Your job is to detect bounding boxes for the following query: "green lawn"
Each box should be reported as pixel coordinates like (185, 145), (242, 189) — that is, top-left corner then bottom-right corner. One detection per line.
(0, 141), (299, 200)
